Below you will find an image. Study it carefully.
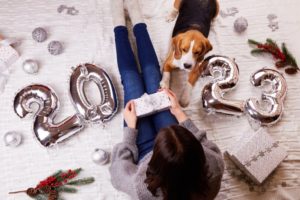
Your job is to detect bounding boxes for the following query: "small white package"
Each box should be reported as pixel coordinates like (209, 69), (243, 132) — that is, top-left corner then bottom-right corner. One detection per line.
(134, 91), (171, 117)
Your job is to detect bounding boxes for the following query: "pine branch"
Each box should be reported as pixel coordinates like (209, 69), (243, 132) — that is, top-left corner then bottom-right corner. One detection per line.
(51, 170), (63, 178)
(73, 168), (82, 175)
(266, 38), (279, 49)
(282, 43), (299, 69)
(67, 177), (95, 186)
(248, 39), (261, 46)
(56, 186), (77, 193)
(32, 194), (48, 200)
(250, 48), (268, 55)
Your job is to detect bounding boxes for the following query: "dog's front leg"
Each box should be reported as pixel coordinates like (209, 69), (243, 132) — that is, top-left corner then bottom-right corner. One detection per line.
(180, 67), (202, 107)
(180, 82), (193, 107)
(160, 65), (172, 89)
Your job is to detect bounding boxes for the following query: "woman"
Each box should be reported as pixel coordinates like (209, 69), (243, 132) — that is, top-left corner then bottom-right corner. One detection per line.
(109, 0), (224, 199)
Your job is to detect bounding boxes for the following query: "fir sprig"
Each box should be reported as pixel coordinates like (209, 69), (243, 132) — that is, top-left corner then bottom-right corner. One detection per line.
(67, 177), (95, 186)
(248, 38), (299, 74)
(56, 186), (77, 193)
(9, 168), (94, 200)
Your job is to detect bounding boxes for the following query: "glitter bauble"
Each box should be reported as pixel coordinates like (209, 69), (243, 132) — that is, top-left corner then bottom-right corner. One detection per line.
(48, 41), (63, 55)
(32, 27), (48, 43)
(234, 17), (248, 33)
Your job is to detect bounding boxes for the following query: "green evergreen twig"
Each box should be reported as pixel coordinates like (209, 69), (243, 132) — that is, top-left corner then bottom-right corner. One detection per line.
(32, 194), (48, 200)
(56, 186), (77, 193)
(250, 48), (268, 55)
(248, 39), (261, 46)
(67, 177), (95, 186)
(266, 38), (279, 49)
(51, 170), (63, 178)
(282, 43), (299, 69)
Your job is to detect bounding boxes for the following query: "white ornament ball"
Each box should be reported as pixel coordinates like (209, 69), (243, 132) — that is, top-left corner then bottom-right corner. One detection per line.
(48, 41), (63, 55)
(3, 131), (22, 147)
(22, 59), (39, 74)
(32, 27), (48, 43)
(91, 149), (109, 165)
(234, 17), (248, 33)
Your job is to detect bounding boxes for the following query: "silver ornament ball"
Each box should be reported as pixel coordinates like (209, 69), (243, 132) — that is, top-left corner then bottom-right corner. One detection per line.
(3, 131), (22, 147)
(22, 59), (39, 74)
(48, 41), (63, 55)
(234, 17), (248, 33)
(91, 149), (109, 165)
(32, 27), (48, 43)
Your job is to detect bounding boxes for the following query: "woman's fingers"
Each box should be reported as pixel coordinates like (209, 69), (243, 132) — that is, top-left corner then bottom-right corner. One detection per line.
(125, 100), (136, 114)
(130, 101), (136, 113)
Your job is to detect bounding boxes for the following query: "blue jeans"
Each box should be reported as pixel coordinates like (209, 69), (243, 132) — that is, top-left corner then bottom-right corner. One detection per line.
(114, 23), (178, 161)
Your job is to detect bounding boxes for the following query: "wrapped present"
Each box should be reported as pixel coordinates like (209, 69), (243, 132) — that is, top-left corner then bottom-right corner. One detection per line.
(134, 91), (171, 117)
(226, 129), (287, 184)
(0, 38), (20, 73)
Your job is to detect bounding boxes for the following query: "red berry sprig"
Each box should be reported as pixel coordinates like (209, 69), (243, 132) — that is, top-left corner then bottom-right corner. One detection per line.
(248, 38), (299, 74)
(9, 168), (94, 200)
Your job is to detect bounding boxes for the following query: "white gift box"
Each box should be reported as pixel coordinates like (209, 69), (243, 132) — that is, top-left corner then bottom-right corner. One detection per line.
(226, 129), (287, 184)
(134, 91), (171, 117)
(0, 43), (19, 73)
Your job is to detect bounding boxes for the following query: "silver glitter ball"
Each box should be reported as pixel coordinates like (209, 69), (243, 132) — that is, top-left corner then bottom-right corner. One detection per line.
(91, 149), (109, 165)
(48, 41), (63, 55)
(32, 27), (48, 43)
(3, 131), (22, 147)
(22, 59), (39, 74)
(234, 17), (248, 33)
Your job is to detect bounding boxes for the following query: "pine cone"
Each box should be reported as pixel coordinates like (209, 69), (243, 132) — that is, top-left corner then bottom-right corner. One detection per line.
(48, 189), (59, 200)
(26, 188), (39, 197)
(285, 67), (298, 75)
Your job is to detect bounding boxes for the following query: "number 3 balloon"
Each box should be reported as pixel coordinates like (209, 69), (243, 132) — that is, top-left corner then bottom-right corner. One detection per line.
(245, 68), (287, 126)
(13, 64), (118, 147)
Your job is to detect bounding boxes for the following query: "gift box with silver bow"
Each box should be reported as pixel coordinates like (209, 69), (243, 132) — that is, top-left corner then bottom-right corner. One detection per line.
(226, 129), (287, 184)
(134, 91), (171, 117)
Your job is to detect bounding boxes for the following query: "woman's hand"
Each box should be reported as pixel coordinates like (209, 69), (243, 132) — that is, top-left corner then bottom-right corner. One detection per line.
(162, 88), (188, 123)
(124, 100), (137, 129)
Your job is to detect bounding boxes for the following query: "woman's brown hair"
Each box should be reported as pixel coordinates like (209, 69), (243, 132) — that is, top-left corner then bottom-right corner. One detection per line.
(144, 125), (209, 200)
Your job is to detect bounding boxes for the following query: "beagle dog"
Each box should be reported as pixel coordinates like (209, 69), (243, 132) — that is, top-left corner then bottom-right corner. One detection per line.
(160, 0), (219, 107)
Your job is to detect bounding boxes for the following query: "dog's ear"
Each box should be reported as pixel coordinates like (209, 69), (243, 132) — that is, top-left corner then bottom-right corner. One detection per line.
(203, 38), (212, 54)
(197, 38), (212, 62)
(172, 36), (182, 59)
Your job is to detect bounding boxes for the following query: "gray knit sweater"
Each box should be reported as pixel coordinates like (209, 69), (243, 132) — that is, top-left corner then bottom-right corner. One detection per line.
(109, 119), (225, 200)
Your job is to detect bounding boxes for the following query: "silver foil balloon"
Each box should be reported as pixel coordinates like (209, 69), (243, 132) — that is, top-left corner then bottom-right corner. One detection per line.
(69, 64), (118, 123)
(14, 84), (84, 147)
(245, 68), (287, 126)
(201, 55), (245, 115)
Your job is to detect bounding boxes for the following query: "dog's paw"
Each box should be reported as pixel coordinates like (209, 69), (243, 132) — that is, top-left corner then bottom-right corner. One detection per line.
(160, 80), (170, 89)
(179, 90), (190, 108)
(165, 8), (178, 22)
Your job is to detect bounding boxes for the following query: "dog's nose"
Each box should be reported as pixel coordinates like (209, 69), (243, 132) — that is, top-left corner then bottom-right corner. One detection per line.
(184, 63), (192, 69)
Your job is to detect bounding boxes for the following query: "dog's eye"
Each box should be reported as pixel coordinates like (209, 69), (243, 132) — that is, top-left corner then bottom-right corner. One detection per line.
(182, 48), (188, 53)
(194, 51), (200, 55)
